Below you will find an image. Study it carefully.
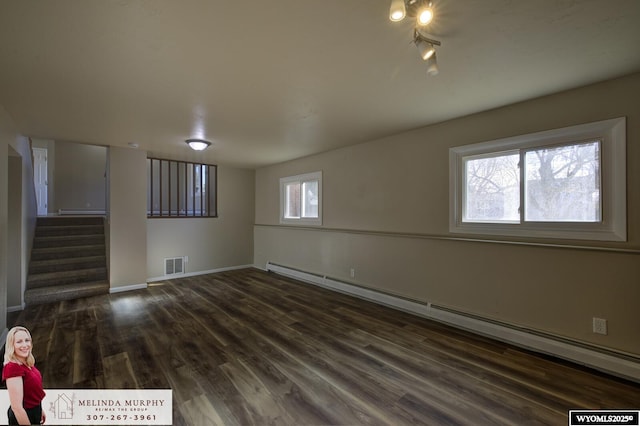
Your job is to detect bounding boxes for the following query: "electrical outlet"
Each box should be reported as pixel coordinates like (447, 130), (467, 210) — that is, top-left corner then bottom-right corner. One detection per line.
(350, 268), (355, 278)
(593, 317), (608, 335)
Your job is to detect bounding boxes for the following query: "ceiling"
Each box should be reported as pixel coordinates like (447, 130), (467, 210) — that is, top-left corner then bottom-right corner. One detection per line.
(1, 0), (639, 169)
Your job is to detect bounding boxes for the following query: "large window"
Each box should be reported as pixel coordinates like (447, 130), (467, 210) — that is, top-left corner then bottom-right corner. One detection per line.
(147, 158), (217, 218)
(280, 171), (322, 225)
(449, 117), (626, 241)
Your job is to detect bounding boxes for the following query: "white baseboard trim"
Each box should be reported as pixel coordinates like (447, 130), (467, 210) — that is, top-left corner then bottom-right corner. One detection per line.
(109, 283), (148, 294)
(266, 262), (640, 383)
(7, 304), (24, 313)
(58, 209), (106, 215)
(147, 264), (254, 283)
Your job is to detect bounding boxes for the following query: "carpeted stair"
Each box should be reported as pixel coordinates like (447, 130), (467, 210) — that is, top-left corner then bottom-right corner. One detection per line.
(25, 216), (110, 305)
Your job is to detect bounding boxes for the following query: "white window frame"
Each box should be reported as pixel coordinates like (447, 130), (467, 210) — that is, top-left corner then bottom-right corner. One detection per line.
(449, 117), (626, 241)
(280, 171), (322, 226)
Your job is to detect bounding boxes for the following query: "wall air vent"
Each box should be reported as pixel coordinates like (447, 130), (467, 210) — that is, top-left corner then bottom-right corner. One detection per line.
(164, 257), (185, 276)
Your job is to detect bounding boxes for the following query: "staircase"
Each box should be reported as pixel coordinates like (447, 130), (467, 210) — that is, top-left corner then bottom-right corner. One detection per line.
(25, 216), (110, 305)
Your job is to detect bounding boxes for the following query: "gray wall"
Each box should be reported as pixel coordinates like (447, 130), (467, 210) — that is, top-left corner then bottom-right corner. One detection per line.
(108, 146), (148, 289)
(254, 72), (640, 356)
(109, 148), (255, 287)
(7, 155), (22, 308)
(0, 105), (37, 327)
(0, 108), (9, 335)
(147, 165), (255, 278)
(54, 141), (107, 212)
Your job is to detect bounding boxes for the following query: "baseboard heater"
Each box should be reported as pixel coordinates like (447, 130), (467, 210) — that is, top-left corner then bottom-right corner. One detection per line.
(58, 209), (106, 215)
(265, 262), (640, 383)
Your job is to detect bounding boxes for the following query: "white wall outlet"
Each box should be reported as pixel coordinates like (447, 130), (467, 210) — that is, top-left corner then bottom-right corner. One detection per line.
(350, 268), (355, 278)
(593, 317), (608, 335)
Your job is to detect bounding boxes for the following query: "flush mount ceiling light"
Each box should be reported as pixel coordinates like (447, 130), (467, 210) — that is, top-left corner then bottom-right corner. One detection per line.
(389, 0), (442, 75)
(185, 138), (212, 151)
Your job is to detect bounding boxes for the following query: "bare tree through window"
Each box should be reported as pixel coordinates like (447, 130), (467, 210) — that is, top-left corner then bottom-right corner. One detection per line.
(525, 141), (600, 222)
(465, 152), (519, 222)
(464, 141), (601, 223)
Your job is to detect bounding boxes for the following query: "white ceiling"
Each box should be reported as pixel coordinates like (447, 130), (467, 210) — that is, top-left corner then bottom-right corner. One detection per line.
(1, 0), (639, 168)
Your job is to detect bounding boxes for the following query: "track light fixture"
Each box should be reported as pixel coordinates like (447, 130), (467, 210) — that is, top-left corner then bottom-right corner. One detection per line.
(389, 0), (442, 75)
(426, 53), (439, 76)
(389, 0), (406, 21)
(414, 30), (440, 60)
(389, 0), (435, 25)
(185, 138), (212, 151)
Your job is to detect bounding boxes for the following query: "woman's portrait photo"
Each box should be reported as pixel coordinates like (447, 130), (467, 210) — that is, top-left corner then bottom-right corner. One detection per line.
(3, 326), (46, 425)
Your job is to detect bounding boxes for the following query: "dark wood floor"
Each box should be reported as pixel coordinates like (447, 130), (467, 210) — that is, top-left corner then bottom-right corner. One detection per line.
(8, 268), (640, 425)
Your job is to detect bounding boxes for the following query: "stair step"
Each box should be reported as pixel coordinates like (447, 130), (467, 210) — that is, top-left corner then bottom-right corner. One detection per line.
(27, 267), (108, 289)
(24, 281), (110, 305)
(31, 244), (106, 261)
(28, 216), (109, 304)
(33, 234), (105, 249)
(29, 255), (106, 274)
(35, 224), (104, 237)
(37, 216), (104, 227)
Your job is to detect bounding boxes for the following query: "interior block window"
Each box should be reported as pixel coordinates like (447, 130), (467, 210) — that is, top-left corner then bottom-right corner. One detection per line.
(449, 117), (626, 241)
(280, 171), (322, 225)
(147, 157), (217, 218)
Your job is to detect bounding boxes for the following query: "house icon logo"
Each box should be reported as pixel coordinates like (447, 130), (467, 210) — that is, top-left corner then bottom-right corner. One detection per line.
(50, 392), (74, 420)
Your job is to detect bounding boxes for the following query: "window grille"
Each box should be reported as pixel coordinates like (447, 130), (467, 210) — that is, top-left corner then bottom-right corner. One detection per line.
(147, 158), (217, 218)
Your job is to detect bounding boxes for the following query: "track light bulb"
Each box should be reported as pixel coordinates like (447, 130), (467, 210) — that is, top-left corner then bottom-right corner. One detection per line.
(415, 39), (435, 60)
(389, 0), (406, 21)
(417, 6), (434, 25)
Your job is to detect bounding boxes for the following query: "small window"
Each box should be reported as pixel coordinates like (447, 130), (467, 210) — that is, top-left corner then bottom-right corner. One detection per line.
(147, 158), (217, 218)
(450, 117), (626, 241)
(280, 171), (322, 225)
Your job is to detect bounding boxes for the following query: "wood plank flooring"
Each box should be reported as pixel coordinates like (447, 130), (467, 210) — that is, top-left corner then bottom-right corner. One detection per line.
(8, 268), (640, 425)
